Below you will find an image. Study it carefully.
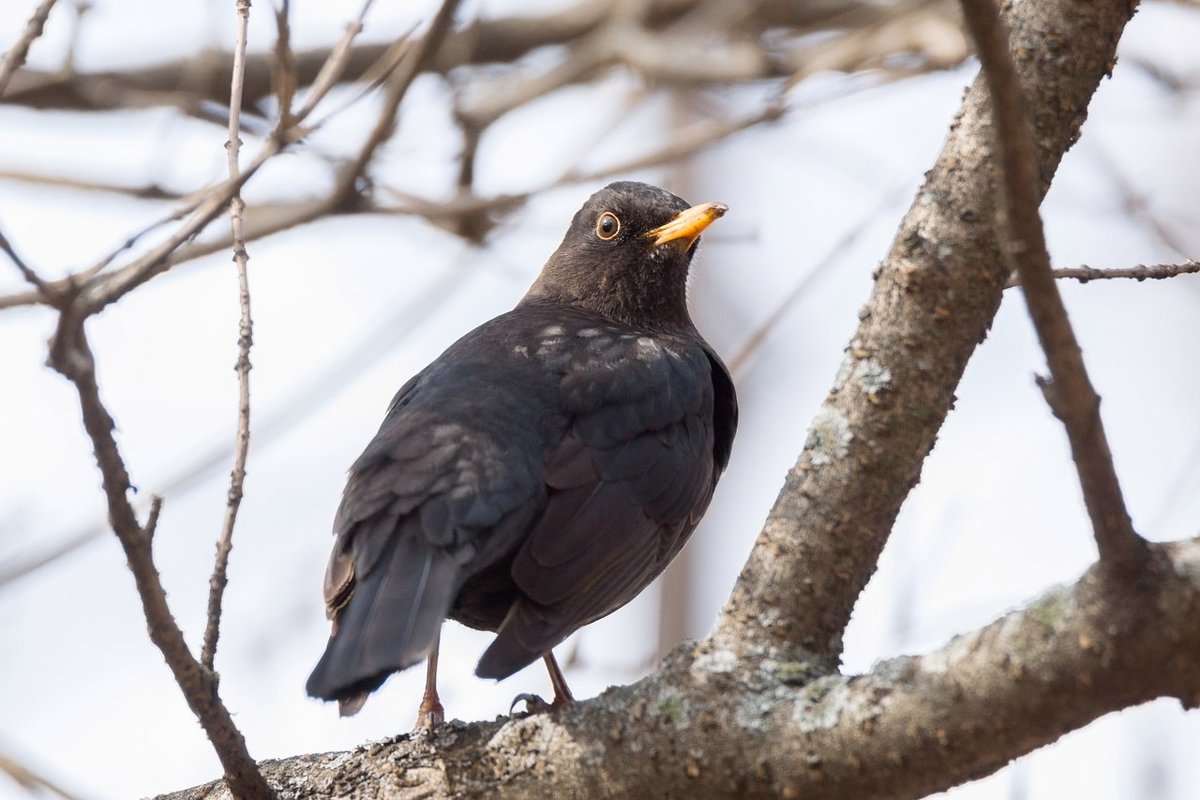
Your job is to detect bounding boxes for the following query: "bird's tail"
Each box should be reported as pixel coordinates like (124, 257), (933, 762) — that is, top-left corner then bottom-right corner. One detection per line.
(474, 599), (561, 681)
(306, 533), (459, 715)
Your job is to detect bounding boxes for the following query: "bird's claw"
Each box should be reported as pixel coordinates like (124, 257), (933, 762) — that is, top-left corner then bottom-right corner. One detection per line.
(509, 692), (553, 717)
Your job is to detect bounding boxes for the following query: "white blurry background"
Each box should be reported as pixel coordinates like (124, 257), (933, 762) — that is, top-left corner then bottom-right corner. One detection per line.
(1, 1), (1199, 797)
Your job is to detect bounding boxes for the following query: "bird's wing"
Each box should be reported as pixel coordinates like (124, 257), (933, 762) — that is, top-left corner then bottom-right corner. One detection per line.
(477, 336), (726, 679)
(307, 358), (544, 708)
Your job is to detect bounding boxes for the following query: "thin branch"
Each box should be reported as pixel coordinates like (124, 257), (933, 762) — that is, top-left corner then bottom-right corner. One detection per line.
(0, 0), (381, 317)
(271, 0), (295, 124)
(1, 0), (957, 117)
(1005, 259), (1200, 288)
(59, 0), (89, 78)
(0, 0), (58, 97)
(332, 0), (462, 206)
(379, 97), (782, 234)
(79, 143), (282, 313)
(45, 316), (272, 799)
(1, 257), (473, 592)
(306, 25), (419, 130)
(0, 0), (687, 112)
(290, 0), (377, 121)
(75, 0), (378, 314)
(0, 225), (56, 302)
(1089, 140), (1192, 259)
(0, 88), (778, 314)
(0, 287), (42, 310)
(728, 177), (913, 377)
(960, 0), (1149, 575)
(0, 747), (83, 800)
(0, 167), (185, 199)
(201, 0), (255, 673)
(144, 494), (163, 542)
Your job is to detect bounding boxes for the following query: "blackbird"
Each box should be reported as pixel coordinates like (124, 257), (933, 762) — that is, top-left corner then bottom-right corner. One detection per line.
(306, 181), (737, 722)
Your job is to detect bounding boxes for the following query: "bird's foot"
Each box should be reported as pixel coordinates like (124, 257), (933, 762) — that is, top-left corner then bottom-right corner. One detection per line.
(509, 691), (573, 717)
(413, 698), (445, 731)
(509, 692), (553, 717)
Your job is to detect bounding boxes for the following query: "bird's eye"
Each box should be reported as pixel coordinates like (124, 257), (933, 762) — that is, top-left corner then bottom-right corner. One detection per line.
(595, 212), (621, 240)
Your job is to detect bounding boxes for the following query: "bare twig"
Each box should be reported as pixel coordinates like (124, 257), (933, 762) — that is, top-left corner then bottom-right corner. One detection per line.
(74, 0), (378, 314)
(1, 257), (473, 592)
(0, 0), (719, 112)
(379, 97), (782, 234)
(271, 0), (295, 123)
(144, 494), (163, 541)
(728, 177), (912, 376)
(45, 315), (272, 798)
(1006, 260), (1200, 288)
(960, 0), (1149, 575)
(0, 0), (382, 318)
(333, 0), (462, 206)
(0, 0), (58, 97)
(1089, 141), (1191, 259)
(306, 25), (419, 130)
(80, 144), (283, 313)
(202, 0), (255, 674)
(0, 747), (83, 800)
(0, 89), (779, 314)
(0, 226), (56, 302)
(291, 0), (378, 121)
(0, 167), (184, 199)
(59, 0), (90, 77)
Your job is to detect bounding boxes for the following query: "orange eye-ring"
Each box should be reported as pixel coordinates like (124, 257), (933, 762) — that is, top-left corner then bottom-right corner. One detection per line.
(595, 211), (620, 240)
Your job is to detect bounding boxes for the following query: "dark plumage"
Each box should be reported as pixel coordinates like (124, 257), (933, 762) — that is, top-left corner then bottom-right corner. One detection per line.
(306, 181), (737, 719)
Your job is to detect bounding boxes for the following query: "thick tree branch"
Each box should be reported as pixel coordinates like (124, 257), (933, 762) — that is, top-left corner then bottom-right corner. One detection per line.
(162, 537), (1200, 800)
(710, 0), (1142, 668)
(960, 0), (1148, 576)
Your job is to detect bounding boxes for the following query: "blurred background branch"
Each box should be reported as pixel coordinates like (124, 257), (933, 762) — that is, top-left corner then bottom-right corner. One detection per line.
(1, 0), (1198, 796)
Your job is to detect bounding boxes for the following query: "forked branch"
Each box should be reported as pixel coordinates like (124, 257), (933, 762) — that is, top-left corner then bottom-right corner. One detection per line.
(960, 0), (1149, 576)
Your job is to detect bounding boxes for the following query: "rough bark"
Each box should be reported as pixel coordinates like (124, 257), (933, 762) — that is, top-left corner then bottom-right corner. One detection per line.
(149, 0), (1200, 797)
(711, 0), (1140, 668)
(162, 539), (1200, 800)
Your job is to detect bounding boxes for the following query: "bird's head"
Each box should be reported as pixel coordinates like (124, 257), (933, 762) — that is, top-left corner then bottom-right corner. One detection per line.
(524, 181), (727, 330)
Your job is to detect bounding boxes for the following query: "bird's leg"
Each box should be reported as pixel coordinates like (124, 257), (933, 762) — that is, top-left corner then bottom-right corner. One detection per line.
(414, 633), (445, 730)
(542, 651), (575, 707)
(509, 650), (576, 717)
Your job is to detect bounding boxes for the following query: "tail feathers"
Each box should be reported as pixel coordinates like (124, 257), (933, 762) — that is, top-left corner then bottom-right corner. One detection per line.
(338, 691), (369, 717)
(306, 534), (459, 712)
(475, 600), (560, 680)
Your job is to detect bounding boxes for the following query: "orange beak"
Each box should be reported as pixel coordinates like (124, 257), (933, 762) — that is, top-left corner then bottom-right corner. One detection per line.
(645, 202), (728, 248)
